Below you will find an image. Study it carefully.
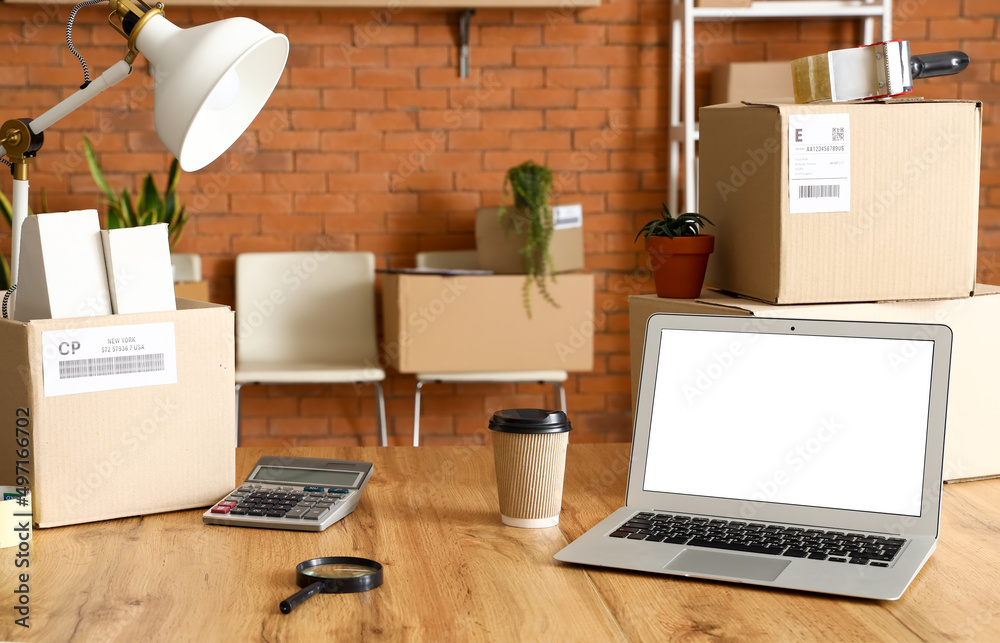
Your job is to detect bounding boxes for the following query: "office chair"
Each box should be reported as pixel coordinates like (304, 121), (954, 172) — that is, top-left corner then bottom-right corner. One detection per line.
(412, 250), (568, 447)
(235, 252), (387, 446)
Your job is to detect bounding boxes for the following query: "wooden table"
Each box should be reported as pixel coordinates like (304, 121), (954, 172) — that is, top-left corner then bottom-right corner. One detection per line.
(2, 444), (999, 641)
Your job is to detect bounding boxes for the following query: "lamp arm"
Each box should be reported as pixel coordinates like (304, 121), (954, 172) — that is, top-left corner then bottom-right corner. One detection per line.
(33, 60), (133, 138)
(1, 60), (132, 300)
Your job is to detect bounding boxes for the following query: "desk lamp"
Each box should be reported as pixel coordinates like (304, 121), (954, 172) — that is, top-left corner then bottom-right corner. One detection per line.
(0, 0), (289, 313)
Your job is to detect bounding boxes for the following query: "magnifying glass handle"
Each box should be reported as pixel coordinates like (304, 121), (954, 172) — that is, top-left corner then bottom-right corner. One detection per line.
(279, 580), (324, 614)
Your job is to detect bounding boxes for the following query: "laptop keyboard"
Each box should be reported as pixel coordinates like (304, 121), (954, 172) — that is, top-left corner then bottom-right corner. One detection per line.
(610, 512), (906, 567)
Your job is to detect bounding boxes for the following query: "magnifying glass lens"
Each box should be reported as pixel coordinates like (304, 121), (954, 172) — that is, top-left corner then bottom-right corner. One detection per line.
(303, 563), (378, 579)
(281, 557), (384, 614)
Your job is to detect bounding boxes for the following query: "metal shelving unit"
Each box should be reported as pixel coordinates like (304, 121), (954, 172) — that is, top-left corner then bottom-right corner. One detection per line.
(668, 0), (892, 214)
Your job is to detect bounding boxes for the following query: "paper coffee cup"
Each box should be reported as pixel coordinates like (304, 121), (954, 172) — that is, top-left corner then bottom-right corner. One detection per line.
(489, 409), (572, 528)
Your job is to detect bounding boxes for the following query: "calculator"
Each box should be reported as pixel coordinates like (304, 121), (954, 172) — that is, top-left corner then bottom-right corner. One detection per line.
(202, 456), (374, 532)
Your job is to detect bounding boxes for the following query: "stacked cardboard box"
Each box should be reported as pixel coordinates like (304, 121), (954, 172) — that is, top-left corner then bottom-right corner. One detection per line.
(630, 97), (993, 481)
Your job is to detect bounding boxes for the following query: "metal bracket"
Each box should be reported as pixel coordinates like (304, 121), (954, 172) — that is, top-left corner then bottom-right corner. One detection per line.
(459, 9), (476, 79)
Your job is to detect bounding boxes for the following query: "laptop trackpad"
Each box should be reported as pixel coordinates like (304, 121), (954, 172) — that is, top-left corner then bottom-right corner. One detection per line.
(665, 549), (790, 582)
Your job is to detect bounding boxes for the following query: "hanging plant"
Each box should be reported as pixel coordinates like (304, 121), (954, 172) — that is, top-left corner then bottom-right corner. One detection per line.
(498, 160), (558, 317)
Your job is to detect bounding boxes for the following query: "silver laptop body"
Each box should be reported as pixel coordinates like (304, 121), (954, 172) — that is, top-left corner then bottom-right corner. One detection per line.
(555, 313), (952, 600)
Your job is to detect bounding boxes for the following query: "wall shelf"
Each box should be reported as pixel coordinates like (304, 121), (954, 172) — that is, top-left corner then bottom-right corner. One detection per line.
(668, 0), (892, 214)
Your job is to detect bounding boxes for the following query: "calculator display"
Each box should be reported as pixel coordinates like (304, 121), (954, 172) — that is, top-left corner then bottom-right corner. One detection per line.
(251, 466), (362, 487)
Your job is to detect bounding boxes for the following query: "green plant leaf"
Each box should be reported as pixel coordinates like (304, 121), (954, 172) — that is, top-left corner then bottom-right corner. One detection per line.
(82, 137), (116, 202)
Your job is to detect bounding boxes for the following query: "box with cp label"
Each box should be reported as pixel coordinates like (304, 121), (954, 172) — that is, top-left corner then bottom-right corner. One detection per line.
(699, 99), (981, 304)
(0, 299), (235, 527)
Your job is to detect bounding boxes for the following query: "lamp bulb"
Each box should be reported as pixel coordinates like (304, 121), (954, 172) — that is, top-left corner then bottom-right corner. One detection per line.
(205, 68), (241, 111)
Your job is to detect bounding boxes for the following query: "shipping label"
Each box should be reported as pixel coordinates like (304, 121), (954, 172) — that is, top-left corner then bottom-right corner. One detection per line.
(41, 322), (178, 397)
(787, 113), (851, 214)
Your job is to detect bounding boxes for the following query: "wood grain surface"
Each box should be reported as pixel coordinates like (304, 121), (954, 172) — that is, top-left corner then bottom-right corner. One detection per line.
(1, 444), (998, 641)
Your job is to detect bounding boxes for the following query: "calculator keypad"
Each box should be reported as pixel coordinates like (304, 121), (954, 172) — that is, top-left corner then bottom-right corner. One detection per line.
(210, 485), (350, 522)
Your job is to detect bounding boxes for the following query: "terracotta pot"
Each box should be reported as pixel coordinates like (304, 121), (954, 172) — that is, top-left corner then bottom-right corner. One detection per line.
(645, 234), (715, 298)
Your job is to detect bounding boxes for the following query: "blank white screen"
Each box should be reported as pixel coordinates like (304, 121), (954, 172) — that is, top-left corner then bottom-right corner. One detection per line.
(643, 329), (933, 517)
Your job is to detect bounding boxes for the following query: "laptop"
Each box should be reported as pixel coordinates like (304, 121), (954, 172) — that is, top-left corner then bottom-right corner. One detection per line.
(555, 313), (952, 600)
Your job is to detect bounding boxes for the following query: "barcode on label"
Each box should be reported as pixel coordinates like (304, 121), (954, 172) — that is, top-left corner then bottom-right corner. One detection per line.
(59, 353), (166, 380)
(798, 185), (840, 199)
(832, 127), (845, 142)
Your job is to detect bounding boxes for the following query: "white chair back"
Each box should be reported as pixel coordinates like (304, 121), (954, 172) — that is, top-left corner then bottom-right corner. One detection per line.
(236, 252), (378, 367)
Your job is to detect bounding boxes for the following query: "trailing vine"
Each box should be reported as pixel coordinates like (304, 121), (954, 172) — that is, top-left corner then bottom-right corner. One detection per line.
(498, 161), (558, 318)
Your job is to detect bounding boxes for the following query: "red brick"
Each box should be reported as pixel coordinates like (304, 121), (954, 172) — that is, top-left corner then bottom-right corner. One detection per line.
(270, 418), (331, 436)
(357, 112), (417, 131)
(510, 131), (572, 150)
(455, 171), (506, 191)
(356, 68), (418, 88)
(387, 46), (450, 67)
(418, 192), (481, 212)
(322, 89), (385, 110)
(419, 67), (480, 88)
(514, 46), (575, 67)
(264, 173), (327, 193)
(577, 45), (639, 67)
(482, 110), (545, 130)
(294, 193), (356, 213)
(395, 172), (455, 191)
(386, 89), (449, 109)
(289, 67), (352, 88)
(296, 153), (356, 173)
(544, 24), (607, 45)
(513, 88), (576, 108)
(608, 24), (665, 45)
(548, 67), (608, 88)
(449, 130), (511, 150)
(353, 24), (416, 46)
(480, 26), (542, 46)
(325, 44), (387, 67)
(577, 89), (638, 109)
(290, 110), (355, 130)
(423, 151), (484, 172)
(418, 109), (483, 130)
(359, 193), (419, 213)
(325, 212), (387, 233)
(321, 131), (384, 152)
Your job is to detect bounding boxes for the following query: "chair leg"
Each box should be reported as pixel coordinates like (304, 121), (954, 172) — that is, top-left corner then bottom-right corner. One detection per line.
(554, 382), (567, 413)
(234, 383), (242, 447)
(373, 381), (388, 447)
(413, 380), (426, 447)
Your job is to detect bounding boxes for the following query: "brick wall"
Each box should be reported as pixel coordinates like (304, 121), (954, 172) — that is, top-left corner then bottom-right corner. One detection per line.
(1, 0), (997, 447)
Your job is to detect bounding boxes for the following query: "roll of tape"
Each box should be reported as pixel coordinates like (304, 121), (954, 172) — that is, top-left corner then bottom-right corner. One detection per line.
(0, 487), (32, 549)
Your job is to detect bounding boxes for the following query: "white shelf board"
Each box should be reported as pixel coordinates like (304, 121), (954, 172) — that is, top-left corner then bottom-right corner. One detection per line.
(692, 1), (885, 19)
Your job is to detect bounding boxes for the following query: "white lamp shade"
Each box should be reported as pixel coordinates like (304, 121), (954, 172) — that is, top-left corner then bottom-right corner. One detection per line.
(136, 15), (289, 172)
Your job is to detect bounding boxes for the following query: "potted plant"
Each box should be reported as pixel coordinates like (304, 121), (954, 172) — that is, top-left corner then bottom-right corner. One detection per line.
(498, 160), (558, 317)
(83, 137), (189, 249)
(635, 204), (714, 298)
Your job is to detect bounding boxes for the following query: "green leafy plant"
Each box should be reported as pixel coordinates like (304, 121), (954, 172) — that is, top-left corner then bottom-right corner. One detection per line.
(498, 160), (558, 317)
(635, 203), (714, 242)
(0, 193), (10, 292)
(83, 136), (189, 249)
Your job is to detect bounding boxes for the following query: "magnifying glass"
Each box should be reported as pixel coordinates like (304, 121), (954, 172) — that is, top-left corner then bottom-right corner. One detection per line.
(279, 557), (383, 615)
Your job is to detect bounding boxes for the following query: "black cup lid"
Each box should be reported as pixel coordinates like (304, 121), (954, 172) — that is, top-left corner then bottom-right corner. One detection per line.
(488, 409), (572, 434)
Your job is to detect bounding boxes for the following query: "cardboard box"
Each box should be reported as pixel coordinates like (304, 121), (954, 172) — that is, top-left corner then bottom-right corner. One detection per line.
(710, 62), (794, 105)
(629, 287), (1000, 482)
(382, 273), (594, 373)
(0, 299), (236, 527)
(475, 206), (584, 275)
(699, 99), (981, 304)
(174, 280), (211, 302)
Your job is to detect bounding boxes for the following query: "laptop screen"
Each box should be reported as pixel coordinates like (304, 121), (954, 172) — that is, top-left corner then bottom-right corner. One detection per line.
(643, 328), (934, 517)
